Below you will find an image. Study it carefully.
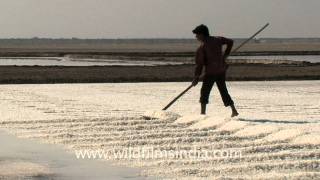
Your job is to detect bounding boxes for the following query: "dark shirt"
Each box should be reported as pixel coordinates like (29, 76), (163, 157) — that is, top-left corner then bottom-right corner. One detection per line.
(195, 36), (233, 76)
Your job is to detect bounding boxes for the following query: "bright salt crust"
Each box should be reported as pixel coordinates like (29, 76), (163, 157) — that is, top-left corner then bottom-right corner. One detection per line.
(0, 81), (319, 179)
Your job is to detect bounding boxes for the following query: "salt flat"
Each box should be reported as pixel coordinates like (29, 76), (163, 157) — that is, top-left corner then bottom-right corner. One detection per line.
(0, 81), (319, 179)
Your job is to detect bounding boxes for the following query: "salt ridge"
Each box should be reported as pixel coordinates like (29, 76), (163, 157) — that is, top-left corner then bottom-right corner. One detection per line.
(0, 82), (319, 179)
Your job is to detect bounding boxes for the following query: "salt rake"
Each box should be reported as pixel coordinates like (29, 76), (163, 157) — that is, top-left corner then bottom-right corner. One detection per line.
(143, 23), (269, 119)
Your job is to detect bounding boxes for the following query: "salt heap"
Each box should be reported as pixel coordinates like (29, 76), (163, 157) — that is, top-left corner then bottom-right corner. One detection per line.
(217, 120), (249, 132)
(291, 133), (320, 145)
(142, 110), (181, 120)
(234, 124), (280, 138)
(173, 114), (208, 124)
(189, 116), (230, 129)
(262, 128), (304, 142)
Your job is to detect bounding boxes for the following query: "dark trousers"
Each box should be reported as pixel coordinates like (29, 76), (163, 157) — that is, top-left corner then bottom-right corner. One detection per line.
(200, 73), (234, 106)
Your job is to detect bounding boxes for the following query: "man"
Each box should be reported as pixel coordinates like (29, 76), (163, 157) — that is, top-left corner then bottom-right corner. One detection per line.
(191, 24), (239, 117)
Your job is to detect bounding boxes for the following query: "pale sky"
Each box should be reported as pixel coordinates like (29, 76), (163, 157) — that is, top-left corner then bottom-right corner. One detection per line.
(0, 0), (319, 38)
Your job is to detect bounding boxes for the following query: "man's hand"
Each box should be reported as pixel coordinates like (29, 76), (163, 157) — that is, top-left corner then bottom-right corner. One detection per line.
(192, 76), (199, 86)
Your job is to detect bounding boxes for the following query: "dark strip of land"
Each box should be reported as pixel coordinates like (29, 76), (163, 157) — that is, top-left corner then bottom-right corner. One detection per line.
(0, 64), (319, 84)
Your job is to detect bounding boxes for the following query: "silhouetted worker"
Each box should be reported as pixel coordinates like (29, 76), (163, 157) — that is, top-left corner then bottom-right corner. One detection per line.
(191, 24), (239, 117)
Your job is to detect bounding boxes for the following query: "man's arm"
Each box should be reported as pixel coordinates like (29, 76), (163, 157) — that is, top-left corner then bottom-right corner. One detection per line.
(192, 46), (205, 86)
(222, 37), (234, 61)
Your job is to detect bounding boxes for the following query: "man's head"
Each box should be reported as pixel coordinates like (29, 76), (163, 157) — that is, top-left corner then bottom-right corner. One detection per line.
(192, 24), (210, 42)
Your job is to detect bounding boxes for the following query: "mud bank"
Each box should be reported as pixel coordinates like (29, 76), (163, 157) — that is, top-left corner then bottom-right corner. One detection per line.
(0, 63), (319, 84)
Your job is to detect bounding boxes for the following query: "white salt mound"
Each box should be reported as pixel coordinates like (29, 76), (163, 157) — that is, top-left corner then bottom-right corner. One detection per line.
(262, 128), (305, 142)
(291, 133), (320, 145)
(173, 114), (208, 124)
(234, 124), (280, 137)
(217, 120), (249, 132)
(143, 110), (181, 120)
(189, 116), (230, 129)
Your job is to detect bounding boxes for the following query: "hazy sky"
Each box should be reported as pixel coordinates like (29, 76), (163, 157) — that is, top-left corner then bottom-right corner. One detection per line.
(0, 0), (319, 38)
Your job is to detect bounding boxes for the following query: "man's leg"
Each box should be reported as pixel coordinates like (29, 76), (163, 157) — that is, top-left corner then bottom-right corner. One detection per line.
(230, 104), (239, 117)
(216, 74), (239, 117)
(200, 76), (214, 115)
(201, 103), (206, 115)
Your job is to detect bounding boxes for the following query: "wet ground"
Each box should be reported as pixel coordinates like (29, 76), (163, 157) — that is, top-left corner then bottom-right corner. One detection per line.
(0, 130), (149, 180)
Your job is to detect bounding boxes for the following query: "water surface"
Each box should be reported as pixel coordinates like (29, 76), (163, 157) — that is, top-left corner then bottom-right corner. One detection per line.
(0, 55), (319, 66)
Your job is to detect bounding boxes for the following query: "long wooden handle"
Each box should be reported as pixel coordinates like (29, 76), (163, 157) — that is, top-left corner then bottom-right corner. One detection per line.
(162, 23), (270, 111)
(231, 23), (269, 53)
(162, 84), (193, 110)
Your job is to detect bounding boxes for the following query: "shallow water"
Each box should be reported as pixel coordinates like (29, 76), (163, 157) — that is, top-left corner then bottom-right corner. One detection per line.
(0, 130), (148, 180)
(0, 55), (319, 66)
(229, 55), (320, 63)
(0, 57), (185, 66)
